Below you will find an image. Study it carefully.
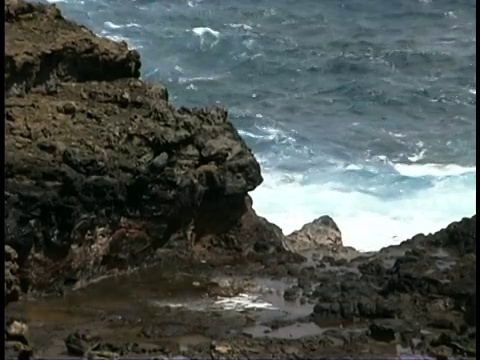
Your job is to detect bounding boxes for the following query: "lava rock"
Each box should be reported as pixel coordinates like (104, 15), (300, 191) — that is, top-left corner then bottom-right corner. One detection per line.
(286, 215), (343, 253)
(5, 0), (295, 294)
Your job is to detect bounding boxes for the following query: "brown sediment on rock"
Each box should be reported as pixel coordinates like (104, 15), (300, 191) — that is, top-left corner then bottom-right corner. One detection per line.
(5, 0), (293, 294)
(5, 0), (141, 96)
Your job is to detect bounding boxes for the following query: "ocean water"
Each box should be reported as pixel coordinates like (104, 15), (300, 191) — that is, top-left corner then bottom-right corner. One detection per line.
(43, 0), (476, 251)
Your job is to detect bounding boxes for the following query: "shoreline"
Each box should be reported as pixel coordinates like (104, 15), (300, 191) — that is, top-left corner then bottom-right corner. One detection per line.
(5, 1), (476, 358)
(48, 0), (476, 253)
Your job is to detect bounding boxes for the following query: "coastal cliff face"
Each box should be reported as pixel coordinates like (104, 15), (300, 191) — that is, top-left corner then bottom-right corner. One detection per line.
(4, 1), (477, 358)
(5, 0), (292, 294)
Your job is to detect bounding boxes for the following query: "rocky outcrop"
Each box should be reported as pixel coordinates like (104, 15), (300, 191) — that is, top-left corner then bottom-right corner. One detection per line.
(302, 215), (476, 356)
(5, 0), (141, 96)
(286, 215), (343, 253)
(5, 0), (290, 294)
(5, 215), (476, 359)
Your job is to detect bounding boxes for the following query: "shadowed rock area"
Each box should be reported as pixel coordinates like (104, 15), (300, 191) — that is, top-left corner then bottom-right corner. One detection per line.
(4, 1), (476, 359)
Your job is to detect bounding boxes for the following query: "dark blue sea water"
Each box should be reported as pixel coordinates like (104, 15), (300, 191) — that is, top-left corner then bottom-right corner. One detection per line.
(44, 0), (476, 250)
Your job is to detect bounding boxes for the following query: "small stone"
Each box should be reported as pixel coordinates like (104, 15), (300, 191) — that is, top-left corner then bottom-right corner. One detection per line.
(428, 317), (456, 331)
(121, 91), (131, 103)
(37, 141), (57, 154)
(283, 286), (301, 301)
(313, 302), (332, 315)
(151, 153), (169, 170)
(369, 322), (396, 343)
(6, 320), (29, 345)
(429, 345), (453, 360)
(212, 343), (232, 354)
(61, 102), (77, 115)
(5, 245), (18, 262)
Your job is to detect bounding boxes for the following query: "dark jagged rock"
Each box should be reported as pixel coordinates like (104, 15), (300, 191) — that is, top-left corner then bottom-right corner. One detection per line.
(368, 320), (406, 343)
(428, 215), (476, 254)
(5, 0), (291, 294)
(305, 215), (475, 356)
(283, 286), (302, 301)
(65, 331), (168, 357)
(5, 246), (21, 306)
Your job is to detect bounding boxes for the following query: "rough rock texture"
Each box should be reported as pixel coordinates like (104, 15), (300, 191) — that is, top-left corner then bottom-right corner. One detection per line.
(286, 215), (343, 253)
(5, 246), (21, 306)
(6, 216), (476, 359)
(304, 215), (476, 357)
(5, 0), (141, 96)
(5, 1), (477, 359)
(5, 0), (291, 294)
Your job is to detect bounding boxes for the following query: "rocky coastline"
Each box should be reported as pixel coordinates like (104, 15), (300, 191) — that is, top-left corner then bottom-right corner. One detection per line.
(5, 1), (476, 358)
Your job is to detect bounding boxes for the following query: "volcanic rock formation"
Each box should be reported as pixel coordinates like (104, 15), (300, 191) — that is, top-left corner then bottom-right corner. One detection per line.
(4, 2), (477, 358)
(5, 0), (292, 293)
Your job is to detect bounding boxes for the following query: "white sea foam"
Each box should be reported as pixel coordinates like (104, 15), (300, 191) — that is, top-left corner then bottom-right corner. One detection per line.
(187, 0), (203, 8)
(178, 75), (221, 84)
(104, 21), (141, 30)
(251, 162), (476, 252)
(228, 23), (253, 31)
(192, 27), (220, 38)
(394, 163), (476, 177)
(190, 27), (220, 48)
(243, 125), (296, 143)
(407, 149), (427, 162)
(99, 30), (143, 50)
(46, 0), (77, 3)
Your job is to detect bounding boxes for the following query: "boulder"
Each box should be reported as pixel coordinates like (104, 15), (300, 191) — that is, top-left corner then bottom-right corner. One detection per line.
(286, 215), (343, 253)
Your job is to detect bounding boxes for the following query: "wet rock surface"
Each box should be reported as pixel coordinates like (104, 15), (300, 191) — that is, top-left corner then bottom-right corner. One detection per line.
(4, 1), (476, 359)
(6, 214), (476, 358)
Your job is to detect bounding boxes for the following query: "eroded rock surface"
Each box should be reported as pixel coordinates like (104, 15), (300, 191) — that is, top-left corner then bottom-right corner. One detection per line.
(5, 0), (141, 96)
(286, 215), (343, 253)
(6, 215), (476, 358)
(5, 246), (21, 306)
(4, 1), (476, 359)
(5, 0), (291, 294)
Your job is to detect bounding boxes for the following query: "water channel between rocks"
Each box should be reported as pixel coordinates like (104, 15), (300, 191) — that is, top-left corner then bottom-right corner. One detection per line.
(8, 263), (329, 356)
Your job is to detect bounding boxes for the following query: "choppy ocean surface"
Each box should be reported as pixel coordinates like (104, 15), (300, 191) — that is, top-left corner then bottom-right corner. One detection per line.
(43, 0), (475, 251)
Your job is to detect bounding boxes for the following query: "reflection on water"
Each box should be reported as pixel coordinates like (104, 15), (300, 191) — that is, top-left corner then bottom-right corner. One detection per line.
(8, 264), (330, 356)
